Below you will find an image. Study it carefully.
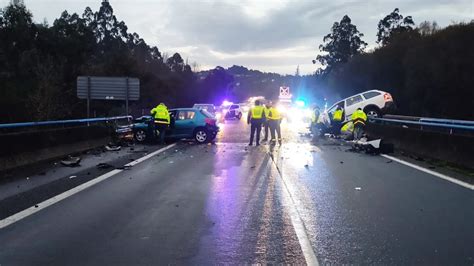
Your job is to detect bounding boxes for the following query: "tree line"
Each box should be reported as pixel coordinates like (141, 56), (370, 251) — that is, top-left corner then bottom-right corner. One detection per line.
(0, 0), (234, 122)
(312, 9), (473, 120)
(1, 2), (472, 122)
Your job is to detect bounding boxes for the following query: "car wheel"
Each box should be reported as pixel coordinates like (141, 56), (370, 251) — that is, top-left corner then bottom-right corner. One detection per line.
(365, 107), (381, 118)
(194, 129), (209, 143)
(134, 130), (147, 142)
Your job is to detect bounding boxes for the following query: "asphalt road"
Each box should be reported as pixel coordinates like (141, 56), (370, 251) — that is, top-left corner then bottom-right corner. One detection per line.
(0, 117), (473, 265)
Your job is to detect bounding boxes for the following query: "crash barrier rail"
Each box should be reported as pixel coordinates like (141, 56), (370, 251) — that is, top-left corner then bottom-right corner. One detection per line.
(0, 116), (133, 130)
(369, 116), (474, 136)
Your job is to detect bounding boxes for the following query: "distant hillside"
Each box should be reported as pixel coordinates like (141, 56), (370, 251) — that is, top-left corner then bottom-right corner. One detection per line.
(197, 65), (319, 103)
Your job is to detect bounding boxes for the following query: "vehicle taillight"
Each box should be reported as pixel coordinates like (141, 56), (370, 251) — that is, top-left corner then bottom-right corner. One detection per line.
(205, 118), (216, 126)
(384, 93), (393, 102)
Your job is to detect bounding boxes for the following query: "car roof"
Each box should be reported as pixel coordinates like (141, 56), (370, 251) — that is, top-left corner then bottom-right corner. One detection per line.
(338, 89), (387, 102)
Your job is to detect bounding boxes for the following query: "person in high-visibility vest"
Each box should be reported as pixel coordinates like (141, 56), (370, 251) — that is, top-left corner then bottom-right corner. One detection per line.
(262, 102), (271, 142)
(267, 101), (282, 145)
(340, 121), (354, 140)
(150, 103), (170, 144)
(351, 108), (367, 140)
(310, 105), (321, 137)
(247, 100), (266, 146)
(331, 106), (344, 135)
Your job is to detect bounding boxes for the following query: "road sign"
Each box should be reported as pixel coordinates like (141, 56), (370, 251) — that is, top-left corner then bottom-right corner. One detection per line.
(77, 76), (139, 101)
(77, 76), (140, 117)
(279, 86), (292, 103)
(280, 86), (291, 97)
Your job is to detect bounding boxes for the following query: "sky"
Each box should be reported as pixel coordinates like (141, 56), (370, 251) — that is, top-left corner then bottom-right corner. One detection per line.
(2, 0), (473, 74)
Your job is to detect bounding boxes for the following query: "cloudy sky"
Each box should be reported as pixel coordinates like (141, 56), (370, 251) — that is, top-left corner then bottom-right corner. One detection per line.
(2, 0), (473, 74)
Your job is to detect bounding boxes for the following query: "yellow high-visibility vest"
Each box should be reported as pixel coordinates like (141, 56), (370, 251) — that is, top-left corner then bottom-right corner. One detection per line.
(351, 110), (367, 125)
(333, 109), (343, 121)
(151, 104), (170, 124)
(268, 107), (281, 120)
(251, 106), (264, 119)
(264, 106), (270, 117)
(341, 121), (354, 133)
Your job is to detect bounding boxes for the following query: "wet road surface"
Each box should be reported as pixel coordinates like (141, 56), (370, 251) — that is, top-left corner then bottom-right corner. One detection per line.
(0, 117), (473, 264)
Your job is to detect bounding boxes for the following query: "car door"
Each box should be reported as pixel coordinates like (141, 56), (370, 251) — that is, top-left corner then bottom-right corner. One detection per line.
(327, 101), (343, 123)
(173, 110), (196, 137)
(344, 95), (364, 121)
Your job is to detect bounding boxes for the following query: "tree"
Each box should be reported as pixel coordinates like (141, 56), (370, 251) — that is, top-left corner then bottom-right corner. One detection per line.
(166, 53), (184, 72)
(418, 21), (439, 36)
(313, 15), (367, 74)
(376, 8), (414, 45)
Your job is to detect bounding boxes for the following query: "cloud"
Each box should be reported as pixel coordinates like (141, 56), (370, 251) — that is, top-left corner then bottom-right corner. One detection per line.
(4, 0), (473, 74)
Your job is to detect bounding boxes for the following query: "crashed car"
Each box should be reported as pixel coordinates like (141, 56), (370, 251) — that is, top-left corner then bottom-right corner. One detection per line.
(133, 108), (219, 143)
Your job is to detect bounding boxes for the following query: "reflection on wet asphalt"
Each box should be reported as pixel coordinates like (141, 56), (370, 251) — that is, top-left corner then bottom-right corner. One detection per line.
(0, 116), (472, 265)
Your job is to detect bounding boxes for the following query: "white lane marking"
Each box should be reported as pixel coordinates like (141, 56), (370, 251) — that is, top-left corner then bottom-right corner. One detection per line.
(381, 154), (473, 190)
(0, 143), (177, 230)
(267, 153), (319, 265)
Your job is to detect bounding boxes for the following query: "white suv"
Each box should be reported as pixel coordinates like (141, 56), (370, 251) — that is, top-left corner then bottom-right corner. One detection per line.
(224, 104), (244, 120)
(322, 90), (395, 123)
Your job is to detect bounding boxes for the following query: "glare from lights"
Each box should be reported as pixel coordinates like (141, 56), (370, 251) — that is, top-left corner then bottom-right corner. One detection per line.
(222, 100), (233, 107)
(295, 100), (305, 107)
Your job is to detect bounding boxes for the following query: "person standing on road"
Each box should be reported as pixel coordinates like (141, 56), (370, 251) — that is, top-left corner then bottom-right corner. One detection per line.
(247, 100), (266, 146)
(267, 102), (282, 145)
(331, 106), (344, 135)
(351, 108), (367, 140)
(150, 103), (170, 144)
(262, 102), (271, 142)
(310, 105), (321, 137)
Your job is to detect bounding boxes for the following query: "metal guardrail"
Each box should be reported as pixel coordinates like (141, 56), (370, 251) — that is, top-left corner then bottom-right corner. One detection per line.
(370, 116), (474, 134)
(0, 116), (133, 129)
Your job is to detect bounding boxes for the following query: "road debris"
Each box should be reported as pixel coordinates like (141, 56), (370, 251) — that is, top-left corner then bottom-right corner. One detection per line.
(116, 165), (132, 170)
(169, 161), (174, 164)
(69, 175), (77, 179)
(355, 187), (362, 190)
(304, 164), (309, 168)
(61, 156), (81, 167)
(105, 145), (121, 151)
(97, 163), (113, 169)
(340, 161), (344, 164)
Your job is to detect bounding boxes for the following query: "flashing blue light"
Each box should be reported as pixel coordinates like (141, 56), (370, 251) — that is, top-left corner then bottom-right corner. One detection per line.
(295, 100), (305, 107)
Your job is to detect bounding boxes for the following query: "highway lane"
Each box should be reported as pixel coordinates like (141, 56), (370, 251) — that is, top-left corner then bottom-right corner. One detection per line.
(0, 117), (473, 264)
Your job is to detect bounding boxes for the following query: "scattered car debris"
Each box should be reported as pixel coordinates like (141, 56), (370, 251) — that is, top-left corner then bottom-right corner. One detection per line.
(340, 161), (344, 164)
(169, 161), (174, 164)
(355, 187), (362, 190)
(61, 156), (81, 167)
(105, 145), (121, 151)
(97, 163), (113, 169)
(116, 165), (132, 170)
